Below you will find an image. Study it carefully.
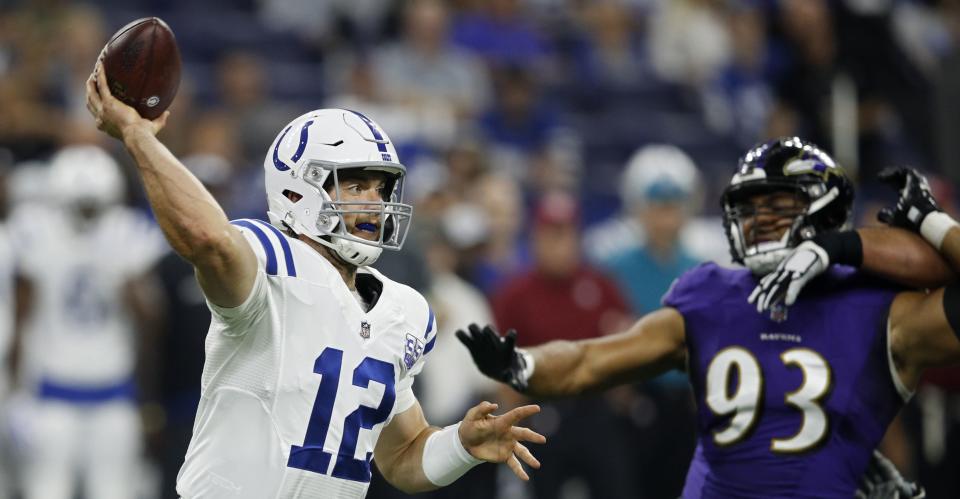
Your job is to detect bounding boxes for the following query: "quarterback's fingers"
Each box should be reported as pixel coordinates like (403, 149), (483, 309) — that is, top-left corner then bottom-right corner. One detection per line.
(514, 442), (540, 469)
(506, 454), (529, 481)
(465, 401), (498, 422)
(511, 425), (546, 444)
(86, 74), (102, 110)
(499, 404), (540, 427)
(748, 284), (763, 305)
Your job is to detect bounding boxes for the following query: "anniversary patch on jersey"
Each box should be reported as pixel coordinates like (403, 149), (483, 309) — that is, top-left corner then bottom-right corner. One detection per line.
(403, 333), (424, 370)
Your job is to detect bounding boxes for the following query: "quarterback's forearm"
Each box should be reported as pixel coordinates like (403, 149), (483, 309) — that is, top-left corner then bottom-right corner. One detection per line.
(858, 227), (955, 288)
(377, 426), (441, 493)
(122, 126), (235, 264)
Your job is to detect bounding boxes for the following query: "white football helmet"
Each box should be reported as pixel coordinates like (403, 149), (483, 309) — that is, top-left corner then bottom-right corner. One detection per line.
(263, 109), (413, 266)
(49, 145), (124, 209)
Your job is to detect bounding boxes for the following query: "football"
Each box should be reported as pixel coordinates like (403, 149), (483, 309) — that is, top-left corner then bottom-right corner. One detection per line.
(102, 17), (181, 120)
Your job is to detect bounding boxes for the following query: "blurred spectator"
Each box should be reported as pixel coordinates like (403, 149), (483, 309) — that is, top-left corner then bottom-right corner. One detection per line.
(372, 0), (491, 126)
(326, 51), (457, 152)
(480, 65), (561, 161)
(599, 144), (702, 313)
(8, 146), (165, 499)
(702, 4), (775, 147)
(491, 191), (636, 499)
(597, 145), (703, 498)
(450, 0), (547, 66)
(419, 212), (498, 426)
(569, 1), (651, 89)
(648, 0), (732, 88)
(469, 174), (529, 295)
(935, 0), (960, 187)
(216, 51), (301, 164)
(584, 144), (727, 267)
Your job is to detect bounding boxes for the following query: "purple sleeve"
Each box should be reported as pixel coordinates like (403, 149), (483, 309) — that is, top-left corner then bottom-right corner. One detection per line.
(661, 262), (719, 313)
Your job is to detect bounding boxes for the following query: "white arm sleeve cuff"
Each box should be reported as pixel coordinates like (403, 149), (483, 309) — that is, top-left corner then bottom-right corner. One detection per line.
(421, 423), (483, 487)
(920, 211), (960, 250)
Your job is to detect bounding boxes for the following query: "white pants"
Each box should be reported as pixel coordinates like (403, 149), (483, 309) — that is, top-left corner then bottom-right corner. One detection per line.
(21, 399), (142, 499)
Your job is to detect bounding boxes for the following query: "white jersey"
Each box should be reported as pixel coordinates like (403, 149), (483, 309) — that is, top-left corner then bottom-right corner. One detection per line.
(10, 205), (166, 389)
(177, 219), (437, 499)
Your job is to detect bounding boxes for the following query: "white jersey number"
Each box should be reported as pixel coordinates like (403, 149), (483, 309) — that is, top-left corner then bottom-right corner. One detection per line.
(287, 347), (395, 482)
(705, 346), (832, 453)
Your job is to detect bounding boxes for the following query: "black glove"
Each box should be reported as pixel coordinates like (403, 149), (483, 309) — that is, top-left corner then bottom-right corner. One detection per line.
(876, 167), (942, 232)
(456, 323), (531, 392)
(855, 451), (925, 499)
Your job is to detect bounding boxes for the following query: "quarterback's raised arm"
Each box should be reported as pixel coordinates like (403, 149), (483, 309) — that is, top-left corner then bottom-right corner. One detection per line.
(86, 62), (255, 307)
(457, 307), (686, 398)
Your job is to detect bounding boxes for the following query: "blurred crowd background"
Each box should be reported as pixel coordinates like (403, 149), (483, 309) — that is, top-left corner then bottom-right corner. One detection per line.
(1, 0), (960, 498)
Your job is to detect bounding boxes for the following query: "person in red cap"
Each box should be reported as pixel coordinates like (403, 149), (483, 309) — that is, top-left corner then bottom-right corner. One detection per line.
(490, 190), (638, 498)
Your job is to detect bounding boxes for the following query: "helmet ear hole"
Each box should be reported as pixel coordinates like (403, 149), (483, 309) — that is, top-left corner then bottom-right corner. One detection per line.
(283, 190), (303, 203)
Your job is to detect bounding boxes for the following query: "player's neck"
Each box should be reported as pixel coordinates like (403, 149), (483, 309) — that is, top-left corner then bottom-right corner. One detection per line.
(296, 234), (358, 289)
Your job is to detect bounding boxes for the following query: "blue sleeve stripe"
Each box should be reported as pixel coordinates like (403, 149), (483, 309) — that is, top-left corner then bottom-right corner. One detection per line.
(423, 336), (436, 355)
(250, 220), (297, 277)
(231, 220), (278, 276)
(423, 307), (435, 338)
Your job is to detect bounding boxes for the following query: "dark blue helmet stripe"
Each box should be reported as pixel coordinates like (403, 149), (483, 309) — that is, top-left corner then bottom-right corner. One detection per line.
(347, 109), (390, 157)
(272, 125), (293, 171)
(290, 120), (314, 163)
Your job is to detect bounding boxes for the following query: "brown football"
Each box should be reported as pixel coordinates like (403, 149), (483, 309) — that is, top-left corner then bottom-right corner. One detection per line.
(102, 17), (181, 120)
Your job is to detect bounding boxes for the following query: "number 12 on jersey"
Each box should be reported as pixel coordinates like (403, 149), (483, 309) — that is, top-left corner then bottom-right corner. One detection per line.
(288, 347), (396, 482)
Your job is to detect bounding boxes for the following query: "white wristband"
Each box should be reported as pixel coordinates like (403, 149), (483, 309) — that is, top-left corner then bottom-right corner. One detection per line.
(920, 211), (960, 250)
(421, 423), (483, 486)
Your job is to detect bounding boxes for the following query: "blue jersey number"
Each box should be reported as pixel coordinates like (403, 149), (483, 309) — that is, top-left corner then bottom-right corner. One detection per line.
(287, 347), (396, 483)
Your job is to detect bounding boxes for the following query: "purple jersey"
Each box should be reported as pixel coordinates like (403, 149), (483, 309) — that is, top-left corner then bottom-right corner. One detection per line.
(662, 262), (909, 498)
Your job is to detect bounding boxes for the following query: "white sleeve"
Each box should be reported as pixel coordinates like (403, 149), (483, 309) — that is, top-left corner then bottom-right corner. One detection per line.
(111, 209), (168, 276)
(204, 219), (295, 330)
(394, 303), (437, 413)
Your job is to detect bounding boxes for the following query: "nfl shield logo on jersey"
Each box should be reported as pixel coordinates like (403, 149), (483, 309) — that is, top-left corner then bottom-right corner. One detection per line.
(404, 333), (424, 370)
(360, 321), (371, 339)
(770, 303), (788, 323)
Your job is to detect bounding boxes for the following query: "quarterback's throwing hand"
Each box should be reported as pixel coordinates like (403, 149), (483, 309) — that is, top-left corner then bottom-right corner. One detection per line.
(459, 401), (546, 481)
(749, 240), (830, 313)
(456, 324), (533, 392)
(86, 59), (169, 140)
